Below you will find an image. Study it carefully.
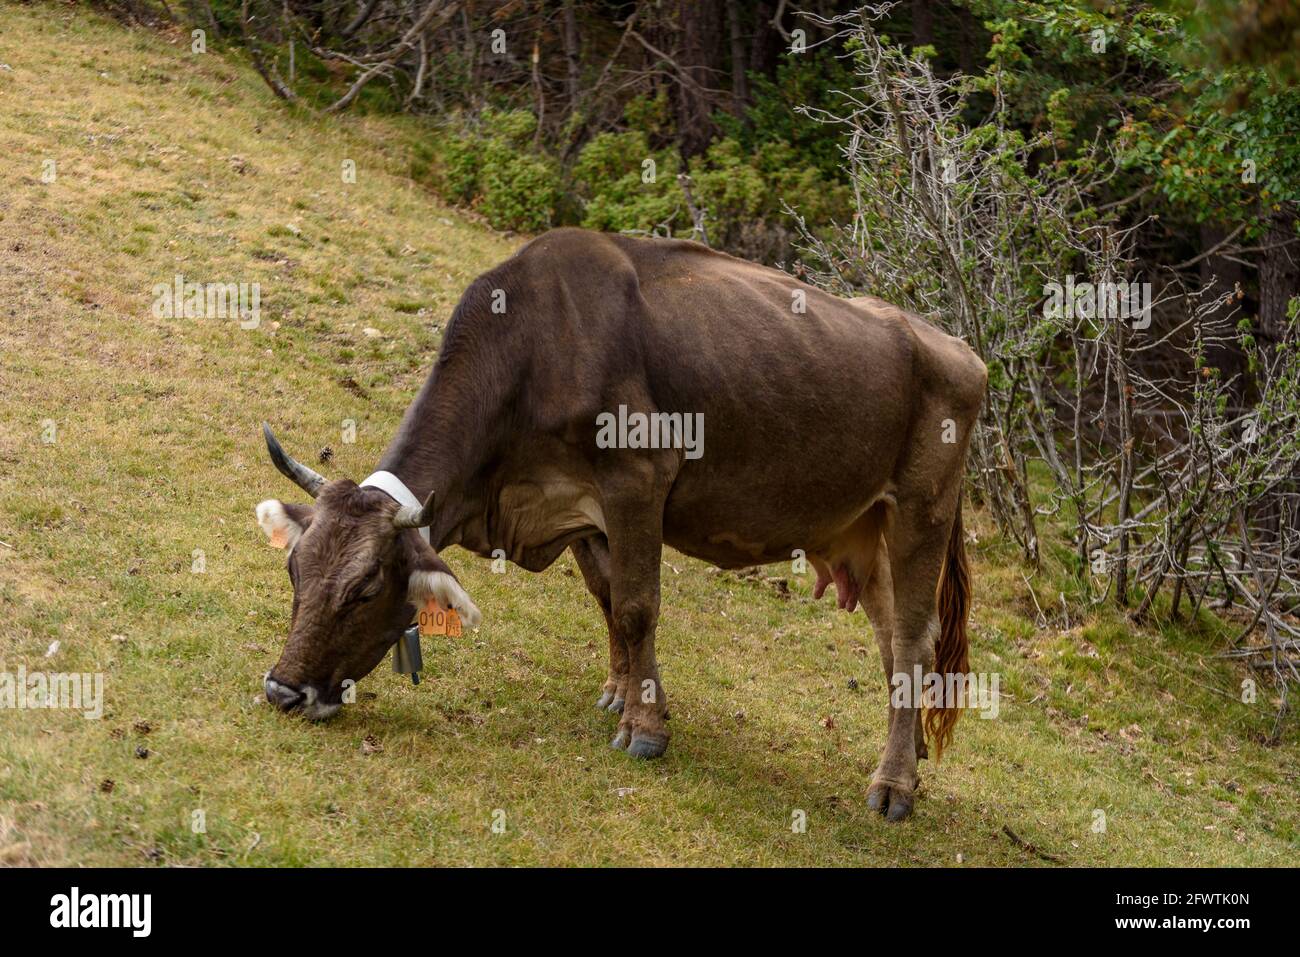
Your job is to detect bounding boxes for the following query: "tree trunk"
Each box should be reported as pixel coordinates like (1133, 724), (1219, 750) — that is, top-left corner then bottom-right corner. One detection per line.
(1114, 321), (1134, 608)
(562, 0), (581, 105)
(1198, 223), (1245, 301)
(912, 0), (934, 47)
(749, 0), (781, 80)
(1255, 205), (1300, 551)
(674, 0), (722, 157)
(727, 0), (748, 114)
(953, 3), (977, 75)
(1195, 223), (1248, 378)
(1258, 205), (1300, 345)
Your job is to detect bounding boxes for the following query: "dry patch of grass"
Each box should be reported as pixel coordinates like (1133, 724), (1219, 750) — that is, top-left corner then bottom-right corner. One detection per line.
(0, 6), (1295, 866)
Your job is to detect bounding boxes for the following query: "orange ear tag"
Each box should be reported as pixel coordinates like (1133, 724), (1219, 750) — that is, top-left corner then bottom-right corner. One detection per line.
(269, 528), (288, 549)
(418, 598), (463, 638)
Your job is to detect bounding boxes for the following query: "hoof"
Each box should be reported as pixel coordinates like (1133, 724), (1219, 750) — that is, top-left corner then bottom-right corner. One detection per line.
(610, 727), (631, 750)
(596, 689), (614, 710)
(605, 696), (625, 714)
(626, 731), (668, 760)
(866, 782), (914, 822)
(886, 798), (913, 822)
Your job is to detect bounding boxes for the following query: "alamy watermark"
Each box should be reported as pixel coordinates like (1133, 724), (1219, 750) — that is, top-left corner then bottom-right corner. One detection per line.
(0, 666), (104, 719)
(595, 405), (704, 460)
(50, 887), (150, 937)
(1043, 276), (1151, 329)
(151, 274), (261, 329)
(889, 665), (1000, 719)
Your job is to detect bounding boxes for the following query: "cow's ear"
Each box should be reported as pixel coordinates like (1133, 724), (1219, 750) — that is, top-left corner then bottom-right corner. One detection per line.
(255, 500), (314, 550)
(406, 539), (482, 627)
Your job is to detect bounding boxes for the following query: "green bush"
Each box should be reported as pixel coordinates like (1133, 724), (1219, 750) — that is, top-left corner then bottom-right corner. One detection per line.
(438, 132), (482, 205)
(568, 129), (848, 261)
(571, 131), (682, 234)
(688, 138), (850, 261)
(479, 146), (558, 233)
(414, 109), (559, 232)
(415, 99), (848, 261)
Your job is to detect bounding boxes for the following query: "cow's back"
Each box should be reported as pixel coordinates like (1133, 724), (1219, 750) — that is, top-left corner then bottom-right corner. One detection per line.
(489, 230), (965, 565)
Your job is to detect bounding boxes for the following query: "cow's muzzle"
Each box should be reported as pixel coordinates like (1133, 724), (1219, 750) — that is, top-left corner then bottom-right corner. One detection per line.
(264, 674), (341, 721)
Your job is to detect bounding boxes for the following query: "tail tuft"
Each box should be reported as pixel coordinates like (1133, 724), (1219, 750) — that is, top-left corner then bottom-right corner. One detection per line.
(924, 498), (971, 760)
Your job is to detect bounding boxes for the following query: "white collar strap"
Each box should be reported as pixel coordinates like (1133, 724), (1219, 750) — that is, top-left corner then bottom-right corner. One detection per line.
(360, 470), (430, 545)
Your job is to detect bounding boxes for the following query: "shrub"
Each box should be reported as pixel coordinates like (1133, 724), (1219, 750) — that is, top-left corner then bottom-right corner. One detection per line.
(690, 138), (850, 262)
(571, 131), (682, 235)
(414, 109), (560, 232)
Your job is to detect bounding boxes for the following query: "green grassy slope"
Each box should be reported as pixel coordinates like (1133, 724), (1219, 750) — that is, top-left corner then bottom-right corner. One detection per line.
(0, 5), (1294, 866)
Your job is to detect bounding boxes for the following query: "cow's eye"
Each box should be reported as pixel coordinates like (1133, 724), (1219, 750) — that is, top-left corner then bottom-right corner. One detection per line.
(343, 572), (383, 606)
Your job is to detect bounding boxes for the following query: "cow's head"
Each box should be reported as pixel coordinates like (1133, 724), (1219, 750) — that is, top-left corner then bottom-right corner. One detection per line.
(253, 424), (480, 719)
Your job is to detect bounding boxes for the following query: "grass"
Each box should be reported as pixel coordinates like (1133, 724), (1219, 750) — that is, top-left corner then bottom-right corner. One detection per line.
(0, 6), (1296, 867)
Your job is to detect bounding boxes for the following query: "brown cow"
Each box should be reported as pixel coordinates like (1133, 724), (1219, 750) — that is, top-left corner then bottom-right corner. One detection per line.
(254, 228), (986, 821)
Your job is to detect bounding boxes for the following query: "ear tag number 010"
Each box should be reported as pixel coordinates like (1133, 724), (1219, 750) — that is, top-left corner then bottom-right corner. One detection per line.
(419, 599), (462, 638)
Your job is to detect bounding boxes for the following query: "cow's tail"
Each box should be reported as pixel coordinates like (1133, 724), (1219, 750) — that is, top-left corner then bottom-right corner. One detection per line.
(924, 496), (971, 761)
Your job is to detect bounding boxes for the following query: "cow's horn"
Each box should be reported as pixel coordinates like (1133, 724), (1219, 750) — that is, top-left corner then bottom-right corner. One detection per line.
(262, 422), (326, 498)
(393, 490), (436, 529)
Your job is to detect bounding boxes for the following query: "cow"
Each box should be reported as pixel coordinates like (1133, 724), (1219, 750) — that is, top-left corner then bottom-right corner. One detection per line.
(254, 228), (986, 822)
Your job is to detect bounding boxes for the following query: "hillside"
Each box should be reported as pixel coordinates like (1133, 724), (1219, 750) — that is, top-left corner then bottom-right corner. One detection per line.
(0, 5), (1294, 866)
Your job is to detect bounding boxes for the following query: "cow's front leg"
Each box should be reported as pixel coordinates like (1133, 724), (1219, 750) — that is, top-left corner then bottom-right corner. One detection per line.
(602, 488), (670, 760)
(570, 536), (628, 713)
(608, 584), (668, 758)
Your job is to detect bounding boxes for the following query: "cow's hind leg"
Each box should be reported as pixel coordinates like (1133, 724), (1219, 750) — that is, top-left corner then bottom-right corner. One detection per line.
(570, 536), (629, 713)
(860, 542), (928, 766)
(865, 496), (956, 822)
